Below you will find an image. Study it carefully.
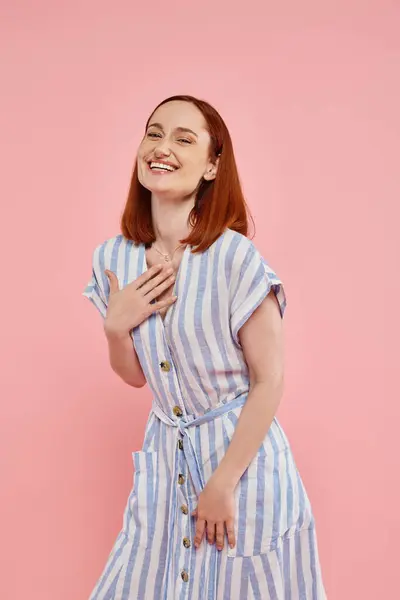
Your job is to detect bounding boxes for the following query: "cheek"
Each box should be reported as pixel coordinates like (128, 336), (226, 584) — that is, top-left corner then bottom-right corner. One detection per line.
(138, 137), (154, 157)
(137, 146), (151, 174)
(182, 156), (206, 177)
(185, 165), (207, 187)
(136, 151), (149, 184)
(137, 144), (147, 162)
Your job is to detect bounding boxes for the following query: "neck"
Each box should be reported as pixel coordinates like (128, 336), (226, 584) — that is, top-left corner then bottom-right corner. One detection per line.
(150, 192), (195, 254)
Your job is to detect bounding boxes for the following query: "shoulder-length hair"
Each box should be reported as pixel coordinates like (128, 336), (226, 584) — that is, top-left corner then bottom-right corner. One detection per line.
(120, 94), (254, 253)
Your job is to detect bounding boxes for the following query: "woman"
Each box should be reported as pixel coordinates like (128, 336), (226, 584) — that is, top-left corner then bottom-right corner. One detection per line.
(83, 95), (326, 599)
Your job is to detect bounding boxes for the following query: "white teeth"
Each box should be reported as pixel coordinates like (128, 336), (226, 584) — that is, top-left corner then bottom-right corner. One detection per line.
(150, 162), (176, 171)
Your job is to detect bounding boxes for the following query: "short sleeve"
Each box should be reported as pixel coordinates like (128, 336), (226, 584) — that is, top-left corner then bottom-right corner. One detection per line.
(230, 239), (287, 347)
(82, 244), (108, 319)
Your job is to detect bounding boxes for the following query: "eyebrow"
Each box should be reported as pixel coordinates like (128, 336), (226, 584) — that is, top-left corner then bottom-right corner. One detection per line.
(147, 122), (198, 138)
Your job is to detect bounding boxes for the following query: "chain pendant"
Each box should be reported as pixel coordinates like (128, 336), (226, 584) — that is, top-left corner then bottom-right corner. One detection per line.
(152, 242), (185, 263)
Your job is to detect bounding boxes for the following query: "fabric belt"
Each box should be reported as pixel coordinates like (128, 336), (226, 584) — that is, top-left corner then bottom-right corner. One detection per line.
(151, 392), (248, 599)
(152, 391), (247, 496)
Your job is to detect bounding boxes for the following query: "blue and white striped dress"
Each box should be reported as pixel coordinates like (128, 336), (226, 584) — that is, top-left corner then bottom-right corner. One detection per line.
(83, 228), (326, 600)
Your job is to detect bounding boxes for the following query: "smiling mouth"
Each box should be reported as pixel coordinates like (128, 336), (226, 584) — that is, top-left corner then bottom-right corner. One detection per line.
(148, 161), (178, 172)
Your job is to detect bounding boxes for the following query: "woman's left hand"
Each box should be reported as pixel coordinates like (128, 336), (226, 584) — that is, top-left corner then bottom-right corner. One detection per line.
(192, 475), (236, 551)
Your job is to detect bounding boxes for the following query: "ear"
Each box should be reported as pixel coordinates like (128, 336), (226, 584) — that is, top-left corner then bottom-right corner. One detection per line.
(203, 155), (220, 181)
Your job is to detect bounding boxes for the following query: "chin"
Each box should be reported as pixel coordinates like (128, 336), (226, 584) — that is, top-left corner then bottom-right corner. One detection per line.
(144, 180), (175, 194)
(143, 183), (180, 200)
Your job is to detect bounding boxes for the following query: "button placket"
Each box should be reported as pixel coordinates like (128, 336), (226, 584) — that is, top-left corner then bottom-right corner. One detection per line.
(169, 382), (192, 577)
(178, 478), (191, 583)
(175, 408), (186, 493)
(177, 453), (191, 558)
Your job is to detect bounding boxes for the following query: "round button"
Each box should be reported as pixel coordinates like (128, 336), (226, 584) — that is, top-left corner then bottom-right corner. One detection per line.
(178, 474), (185, 485)
(181, 570), (189, 582)
(160, 360), (171, 372)
(177, 439), (184, 450)
(183, 537), (191, 548)
(173, 406), (183, 417)
(181, 504), (188, 515)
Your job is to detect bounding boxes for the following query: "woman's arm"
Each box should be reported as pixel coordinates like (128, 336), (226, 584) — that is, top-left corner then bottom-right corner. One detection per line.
(101, 265), (177, 389)
(213, 290), (285, 489)
(193, 290), (285, 551)
(103, 325), (146, 388)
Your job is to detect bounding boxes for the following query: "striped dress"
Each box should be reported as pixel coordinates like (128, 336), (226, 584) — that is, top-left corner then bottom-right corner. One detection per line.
(83, 228), (326, 600)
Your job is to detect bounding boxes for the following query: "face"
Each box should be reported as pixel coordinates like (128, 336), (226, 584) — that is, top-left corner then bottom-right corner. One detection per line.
(137, 100), (218, 200)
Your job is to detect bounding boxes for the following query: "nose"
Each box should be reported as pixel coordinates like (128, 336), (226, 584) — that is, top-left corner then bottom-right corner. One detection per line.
(154, 138), (172, 157)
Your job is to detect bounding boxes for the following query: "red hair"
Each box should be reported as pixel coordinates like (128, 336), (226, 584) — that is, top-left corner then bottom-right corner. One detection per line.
(120, 95), (254, 253)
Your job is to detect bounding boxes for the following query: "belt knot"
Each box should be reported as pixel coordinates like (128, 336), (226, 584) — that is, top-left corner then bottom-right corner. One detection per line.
(177, 420), (186, 435)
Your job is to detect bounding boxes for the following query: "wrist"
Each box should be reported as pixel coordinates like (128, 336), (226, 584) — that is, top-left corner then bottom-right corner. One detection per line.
(103, 321), (130, 341)
(209, 466), (241, 493)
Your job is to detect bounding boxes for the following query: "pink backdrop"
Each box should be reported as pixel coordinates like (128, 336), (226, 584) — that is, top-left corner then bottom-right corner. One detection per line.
(1, 1), (399, 598)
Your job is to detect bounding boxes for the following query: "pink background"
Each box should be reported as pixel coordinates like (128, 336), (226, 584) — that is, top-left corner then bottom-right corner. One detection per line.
(1, 1), (399, 598)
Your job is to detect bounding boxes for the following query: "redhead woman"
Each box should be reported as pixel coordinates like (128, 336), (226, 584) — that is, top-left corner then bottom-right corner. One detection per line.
(83, 95), (326, 599)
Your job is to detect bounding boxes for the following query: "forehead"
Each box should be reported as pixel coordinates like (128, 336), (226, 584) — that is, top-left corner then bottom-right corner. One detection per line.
(148, 101), (208, 134)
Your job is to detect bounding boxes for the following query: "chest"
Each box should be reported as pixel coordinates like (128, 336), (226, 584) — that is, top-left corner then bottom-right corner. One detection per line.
(144, 247), (184, 321)
(129, 241), (243, 384)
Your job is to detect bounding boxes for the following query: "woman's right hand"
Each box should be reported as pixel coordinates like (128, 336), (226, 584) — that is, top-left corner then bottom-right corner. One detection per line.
(103, 264), (177, 336)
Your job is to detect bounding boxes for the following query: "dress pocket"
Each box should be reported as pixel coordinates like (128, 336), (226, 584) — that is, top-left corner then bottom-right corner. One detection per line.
(226, 453), (277, 558)
(224, 418), (305, 559)
(125, 450), (157, 547)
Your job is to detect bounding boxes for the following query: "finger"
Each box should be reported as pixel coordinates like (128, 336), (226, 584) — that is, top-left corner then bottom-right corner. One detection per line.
(225, 518), (236, 550)
(216, 522), (225, 551)
(145, 273), (176, 302)
(191, 508), (197, 518)
(104, 270), (119, 294)
(206, 521), (216, 545)
(134, 264), (165, 290)
(194, 518), (206, 549)
(139, 267), (175, 297)
(149, 296), (177, 314)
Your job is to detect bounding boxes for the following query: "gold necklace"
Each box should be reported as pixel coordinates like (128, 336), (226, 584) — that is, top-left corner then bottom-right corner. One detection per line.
(152, 242), (186, 263)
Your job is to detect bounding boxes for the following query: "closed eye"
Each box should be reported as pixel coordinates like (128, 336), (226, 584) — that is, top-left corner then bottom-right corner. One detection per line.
(147, 132), (192, 144)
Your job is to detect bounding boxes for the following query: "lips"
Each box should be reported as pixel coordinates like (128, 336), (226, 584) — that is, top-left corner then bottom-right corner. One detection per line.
(147, 159), (179, 172)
